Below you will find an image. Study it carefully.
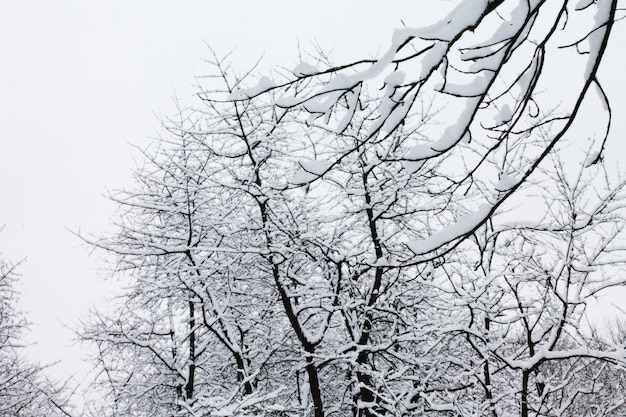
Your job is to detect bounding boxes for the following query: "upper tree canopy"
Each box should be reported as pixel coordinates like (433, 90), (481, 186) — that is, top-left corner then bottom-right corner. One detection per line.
(219, 0), (618, 259)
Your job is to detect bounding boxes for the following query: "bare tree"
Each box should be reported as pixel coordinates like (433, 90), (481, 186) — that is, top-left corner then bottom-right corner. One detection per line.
(424, 138), (626, 416)
(0, 252), (73, 417)
(222, 0), (618, 259)
(82, 1), (624, 416)
(80, 99), (310, 416)
(212, 3), (621, 413)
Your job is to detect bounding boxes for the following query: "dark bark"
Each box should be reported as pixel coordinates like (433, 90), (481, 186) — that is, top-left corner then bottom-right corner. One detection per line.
(185, 300), (196, 401)
(521, 370), (529, 417)
(353, 168), (385, 417)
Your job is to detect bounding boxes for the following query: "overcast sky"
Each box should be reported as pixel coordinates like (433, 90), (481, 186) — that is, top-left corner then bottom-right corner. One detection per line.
(1, 1), (625, 386)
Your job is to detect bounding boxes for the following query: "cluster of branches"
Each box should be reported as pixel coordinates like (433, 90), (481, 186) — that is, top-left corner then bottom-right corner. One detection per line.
(80, 1), (626, 416)
(0, 252), (73, 417)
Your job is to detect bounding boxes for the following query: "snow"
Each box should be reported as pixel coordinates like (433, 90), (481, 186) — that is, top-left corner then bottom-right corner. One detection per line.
(303, 86), (345, 114)
(407, 203), (494, 255)
(264, 404), (287, 411)
(433, 97), (479, 151)
(274, 1), (506, 138)
(404, 97), (479, 164)
(378, 98), (411, 134)
(384, 70), (405, 90)
(289, 160), (332, 185)
(276, 0), (493, 126)
(313, 74), (359, 103)
(584, 150), (600, 167)
(337, 86), (361, 133)
(495, 173), (519, 192)
(212, 405), (235, 417)
(572, 262), (598, 273)
(299, 160), (331, 176)
(465, 46), (506, 72)
(417, 41), (449, 80)
(441, 71), (491, 97)
(275, 96), (305, 108)
(212, 387), (286, 416)
(481, 0), (530, 47)
(575, 0), (595, 10)
(405, 144), (435, 161)
(293, 61), (319, 77)
(584, 1), (613, 79)
(503, 346), (626, 371)
(227, 76), (276, 100)
(404, 0), (490, 41)
(494, 104), (513, 125)
(402, 159), (425, 175)
(369, 256), (388, 267)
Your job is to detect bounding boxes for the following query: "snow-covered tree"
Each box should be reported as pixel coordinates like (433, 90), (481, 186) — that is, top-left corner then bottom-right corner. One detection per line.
(0, 253), (73, 417)
(423, 140), (626, 416)
(80, 121), (290, 416)
(82, 1), (625, 416)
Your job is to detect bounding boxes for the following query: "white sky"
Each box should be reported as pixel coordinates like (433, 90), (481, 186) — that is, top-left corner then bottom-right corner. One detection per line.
(1, 0), (625, 388)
